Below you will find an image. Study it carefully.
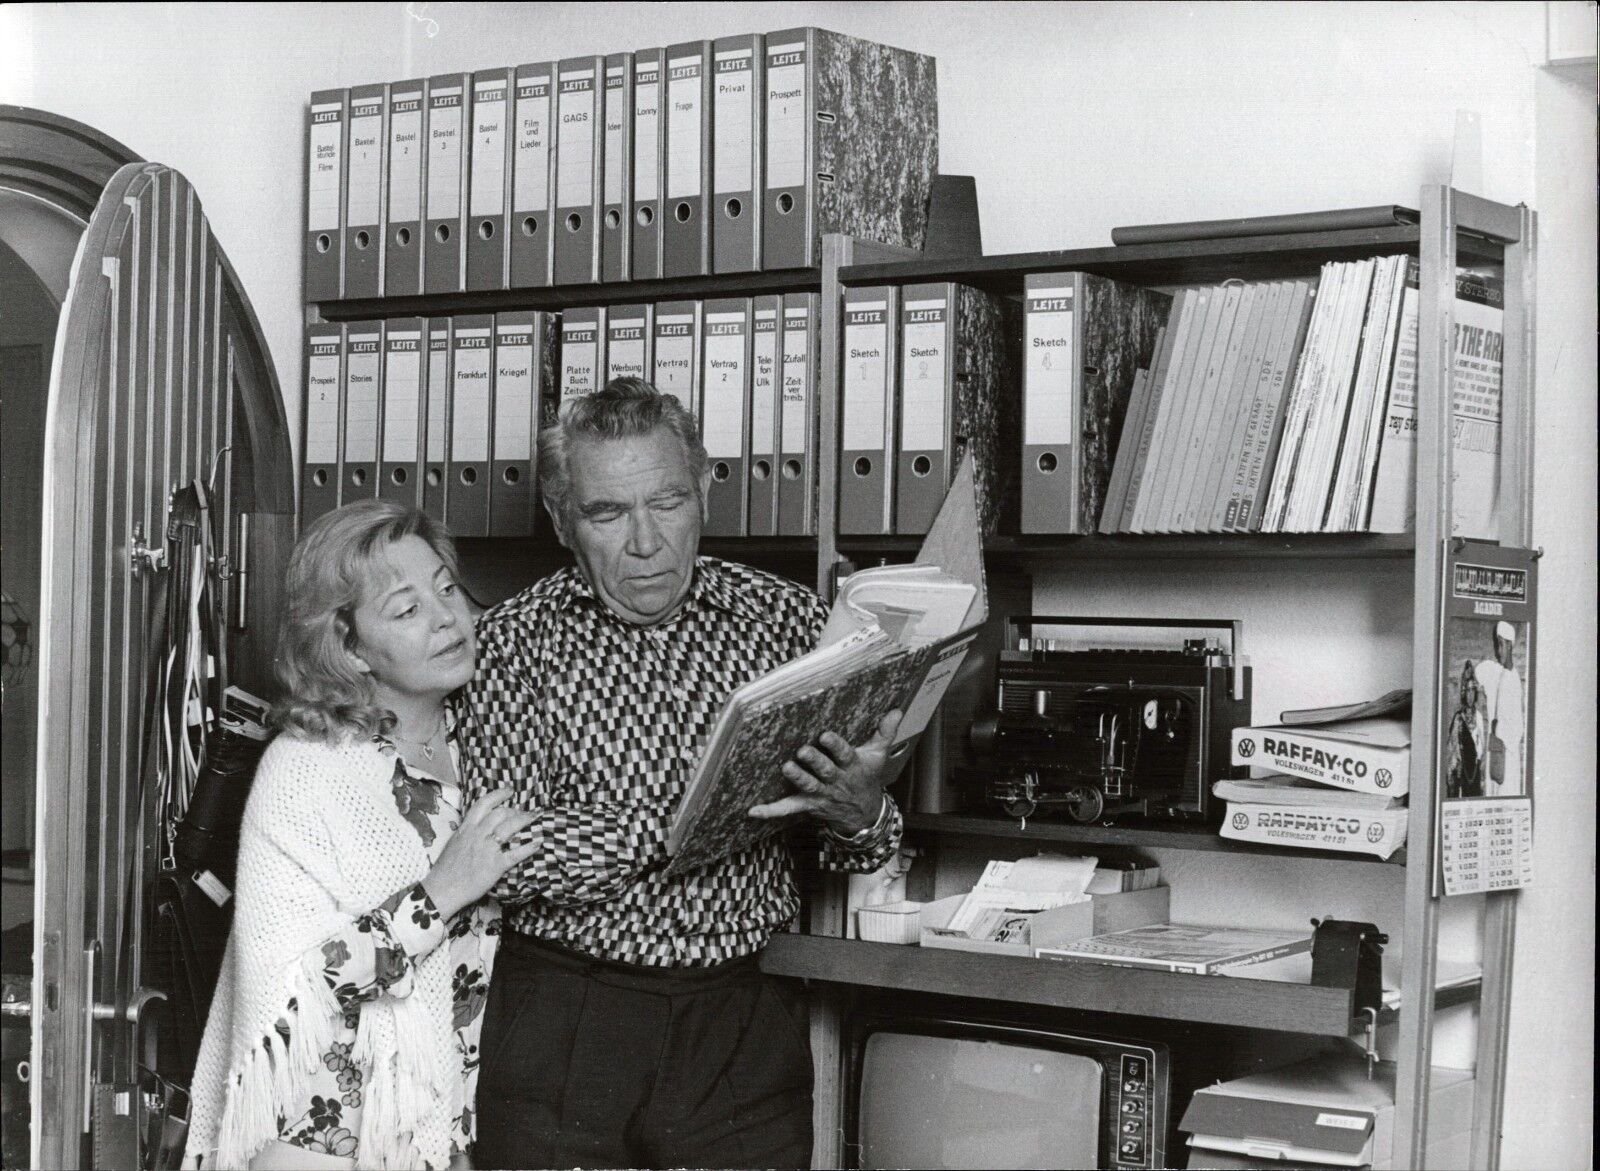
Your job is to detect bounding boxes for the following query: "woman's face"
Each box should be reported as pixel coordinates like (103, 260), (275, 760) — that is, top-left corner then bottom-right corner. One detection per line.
(1462, 677), (1481, 711)
(346, 534), (475, 703)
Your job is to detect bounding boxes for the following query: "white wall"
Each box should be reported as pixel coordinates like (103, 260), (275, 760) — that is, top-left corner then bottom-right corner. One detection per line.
(3, 3), (1592, 1166)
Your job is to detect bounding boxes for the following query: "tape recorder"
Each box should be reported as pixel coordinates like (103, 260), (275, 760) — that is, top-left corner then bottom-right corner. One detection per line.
(969, 617), (1251, 823)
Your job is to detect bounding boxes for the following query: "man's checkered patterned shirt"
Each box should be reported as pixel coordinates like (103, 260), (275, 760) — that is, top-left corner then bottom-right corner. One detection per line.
(456, 556), (903, 967)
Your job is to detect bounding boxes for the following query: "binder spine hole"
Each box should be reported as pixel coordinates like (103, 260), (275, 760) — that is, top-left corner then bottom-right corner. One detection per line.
(390, 467), (408, 485)
(775, 194), (794, 215)
(350, 468), (367, 487)
(911, 455), (932, 477)
(605, 209), (622, 229)
(459, 467), (478, 486)
(355, 230), (371, 250)
(673, 202), (691, 223)
(711, 462), (732, 483)
(521, 216), (539, 236)
(752, 460), (771, 482)
(478, 220), (495, 240)
(1036, 452), (1058, 474)
(395, 226), (411, 246)
(636, 205), (654, 227)
(565, 212), (583, 233)
(781, 459), (802, 481)
(434, 223), (451, 242)
(502, 466), (520, 485)
(315, 233), (332, 254)
(853, 456), (872, 477)
(427, 468), (443, 487)
(815, 110), (837, 124)
(724, 197), (743, 220)
(312, 469), (329, 487)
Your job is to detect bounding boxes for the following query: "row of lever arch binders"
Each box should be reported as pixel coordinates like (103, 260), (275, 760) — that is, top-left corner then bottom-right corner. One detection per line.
(300, 296), (823, 540)
(305, 27), (938, 300)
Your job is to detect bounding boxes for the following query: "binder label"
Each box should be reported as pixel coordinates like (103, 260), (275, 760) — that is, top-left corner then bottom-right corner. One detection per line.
(470, 80), (509, 218)
(494, 328), (535, 460)
(633, 61), (661, 202)
(383, 333), (423, 463)
(843, 304), (889, 449)
(426, 333), (449, 461)
(513, 75), (552, 213)
(608, 317), (648, 380)
(308, 102), (343, 231)
(751, 310), (779, 457)
(345, 333), (382, 464)
(561, 320), (601, 398)
(765, 43), (805, 190)
(900, 299), (948, 452)
(556, 71), (596, 210)
(347, 101), (384, 227)
(780, 308), (811, 456)
(654, 314), (697, 406)
(427, 89), (464, 219)
(451, 331), (492, 461)
(712, 49), (753, 193)
(603, 66), (627, 205)
(1025, 284), (1075, 446)
(306, 341), (341, 464)
(389, 94), (424, 221)
(702, 312), (747, 458)
(665, 55), (703, 200)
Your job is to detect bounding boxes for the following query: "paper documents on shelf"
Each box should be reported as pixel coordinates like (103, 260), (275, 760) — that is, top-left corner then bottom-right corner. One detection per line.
(1279, 688), (1411, 726)
(1213, 776), (1403, 811)
(937, 856), (1099, 938)
(1037, 924), (1312, 975)
(664, 456), (989, 876)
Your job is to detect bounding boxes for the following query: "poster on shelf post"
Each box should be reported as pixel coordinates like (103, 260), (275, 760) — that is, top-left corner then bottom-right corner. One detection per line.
(1435, 540), (1537, 896)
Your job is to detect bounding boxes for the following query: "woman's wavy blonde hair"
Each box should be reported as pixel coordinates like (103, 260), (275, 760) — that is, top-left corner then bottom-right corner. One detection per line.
(272, 499), (462, 742)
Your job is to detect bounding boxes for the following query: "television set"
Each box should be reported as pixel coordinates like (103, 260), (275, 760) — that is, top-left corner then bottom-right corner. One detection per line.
(845, 997), (1229, 1170)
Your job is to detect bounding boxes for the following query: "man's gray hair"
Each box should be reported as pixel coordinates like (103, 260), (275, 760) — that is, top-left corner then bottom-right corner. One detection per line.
(538, 377), (708, 523)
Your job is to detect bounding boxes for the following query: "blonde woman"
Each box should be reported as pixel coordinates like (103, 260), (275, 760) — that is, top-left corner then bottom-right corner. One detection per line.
(186, 501), (538, 1170)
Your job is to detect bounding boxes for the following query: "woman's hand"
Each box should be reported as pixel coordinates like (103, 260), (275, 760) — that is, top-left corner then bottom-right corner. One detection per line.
(422, 789), (539, 919)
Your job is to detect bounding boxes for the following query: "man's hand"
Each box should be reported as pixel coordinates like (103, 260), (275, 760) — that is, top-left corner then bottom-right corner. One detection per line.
(748, 709), (903, 837)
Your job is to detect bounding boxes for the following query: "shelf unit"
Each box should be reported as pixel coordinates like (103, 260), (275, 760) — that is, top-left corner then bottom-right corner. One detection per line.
(784, 187), (1533, 1171)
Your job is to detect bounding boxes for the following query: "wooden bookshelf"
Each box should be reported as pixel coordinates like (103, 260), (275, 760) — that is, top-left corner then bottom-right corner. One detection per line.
(902, 812), (1408, 866)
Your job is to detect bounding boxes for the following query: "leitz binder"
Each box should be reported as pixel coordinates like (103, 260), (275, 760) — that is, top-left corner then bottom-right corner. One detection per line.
(341, 321), (384, 501)
(701, 298), (753, 536)
(467, 68), (512, 291)
(662, 41), (712, 278)
(560, 307), (606, 401)
(630, 49), (666, 280)
(600, 52), (633, 283)
(301, 323), (344, 525)
(448, 316), (494, 536)
(304, 89), (346, 301)
(343, 84), (387, 299)
(1020, 272), (1172, 533)
(839, 285), (898, 535)
(423, 318), (452, 521)
(379, 318), (425, 507)
(777, 293), (817, 535)
(711, 33), (763, 274)
(895, 283), (1017, 536)
(748, 296), (784, 536)
(491, 312), (537, 535)
(509, 62), (556, 288)
(761, 29), (938, 271)
(424, 74), (469, 294)
(653, 300), (703, 419)
(384, 79), (426, 296)
(554, 56), (604, 285)
(605, 303), (654, 382)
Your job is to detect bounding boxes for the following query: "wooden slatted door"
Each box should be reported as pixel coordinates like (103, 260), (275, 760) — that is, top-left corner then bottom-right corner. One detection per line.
(30, 159), (293, 1170)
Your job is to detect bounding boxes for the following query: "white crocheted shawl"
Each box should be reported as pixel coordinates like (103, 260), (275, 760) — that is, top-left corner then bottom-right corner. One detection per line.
(184, 733), (461, 1170)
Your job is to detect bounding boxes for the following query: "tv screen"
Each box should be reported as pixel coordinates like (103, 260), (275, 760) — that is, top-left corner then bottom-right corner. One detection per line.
(858, 1030), (1103, 1170)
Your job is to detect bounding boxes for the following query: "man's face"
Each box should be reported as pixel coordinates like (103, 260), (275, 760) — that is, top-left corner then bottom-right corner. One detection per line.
(1494, 635), (1514, 667)
(553, 428), (708, 626)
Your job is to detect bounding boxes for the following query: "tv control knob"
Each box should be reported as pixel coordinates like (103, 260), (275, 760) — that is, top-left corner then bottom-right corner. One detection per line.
(1122, 1099), (1143, 1114)
(1123, 1079), (1144, 1093)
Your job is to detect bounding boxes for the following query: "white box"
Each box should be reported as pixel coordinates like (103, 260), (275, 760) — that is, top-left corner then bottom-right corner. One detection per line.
(1222, 802), (1408, 860)
(1231, 718), (1410, 796)
(857, 900), (923, 945)
(919, 886), (1171, 958)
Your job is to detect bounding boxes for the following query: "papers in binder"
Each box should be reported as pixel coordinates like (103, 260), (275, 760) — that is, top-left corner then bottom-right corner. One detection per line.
(665, 455), (988, 876)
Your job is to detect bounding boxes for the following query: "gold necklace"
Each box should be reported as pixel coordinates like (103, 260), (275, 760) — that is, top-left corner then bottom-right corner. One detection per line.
(398, 711), (446, 761)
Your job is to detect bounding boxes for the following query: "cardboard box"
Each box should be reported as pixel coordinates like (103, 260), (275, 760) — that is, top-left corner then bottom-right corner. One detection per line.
(919, 886), (1170, 958)
(1222, 802), (1408, 859)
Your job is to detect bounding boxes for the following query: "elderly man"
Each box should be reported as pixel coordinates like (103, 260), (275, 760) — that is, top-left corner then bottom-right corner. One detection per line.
(1476, 620), (1525, 795)
(457, 379), (904, 1170)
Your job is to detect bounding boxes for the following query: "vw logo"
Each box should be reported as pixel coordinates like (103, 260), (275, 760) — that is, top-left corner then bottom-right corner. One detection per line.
(1366, 823), (1385, 843)
(1237, 738), (1256, 758)
(1231, 812), (1249, 830)
(1375, 768), (1393, 789)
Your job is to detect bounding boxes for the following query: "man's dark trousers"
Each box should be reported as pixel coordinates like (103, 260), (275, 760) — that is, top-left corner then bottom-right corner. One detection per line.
(474, 932), (814, 1169)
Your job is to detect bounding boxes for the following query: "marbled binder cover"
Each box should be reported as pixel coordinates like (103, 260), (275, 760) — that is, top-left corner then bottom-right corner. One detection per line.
(665, 646), (930, 876)
(954, 284), (1020, 535)
(536, 311), (561, 427)
(814, 31), (938, 254)
(1078, 276), (1172, 530)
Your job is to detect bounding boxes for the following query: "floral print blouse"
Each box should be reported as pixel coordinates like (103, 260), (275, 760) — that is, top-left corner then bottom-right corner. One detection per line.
(274, 729), (499, 1163)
